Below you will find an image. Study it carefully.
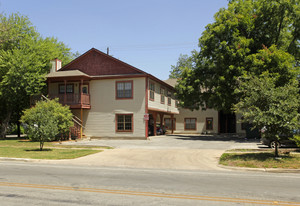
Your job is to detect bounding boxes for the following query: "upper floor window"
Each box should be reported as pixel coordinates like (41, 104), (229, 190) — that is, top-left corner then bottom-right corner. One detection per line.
(116, 81), (133, 99)
(59, 84), (74, 94)
(160, 87), (165, 104)
(149, 82), (155, 100)
(167, 91), (171, 106)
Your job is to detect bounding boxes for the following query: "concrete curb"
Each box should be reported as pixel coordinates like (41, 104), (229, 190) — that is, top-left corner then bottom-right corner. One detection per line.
(218, 164), (300, 173)
(1, 157), (300, 173)
(0, 157), (39, 162)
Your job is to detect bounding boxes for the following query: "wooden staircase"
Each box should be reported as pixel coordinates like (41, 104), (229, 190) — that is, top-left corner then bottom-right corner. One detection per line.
(69, 115), (84, 140)
(31, 94), (85, 140)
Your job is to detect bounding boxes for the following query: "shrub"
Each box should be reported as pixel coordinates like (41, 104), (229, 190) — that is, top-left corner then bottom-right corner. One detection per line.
(21, 99), (73, 150)
(293, 135), (300, 148)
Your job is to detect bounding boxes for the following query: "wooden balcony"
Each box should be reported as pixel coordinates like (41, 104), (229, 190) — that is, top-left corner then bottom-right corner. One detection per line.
(49, 93), (91, 109)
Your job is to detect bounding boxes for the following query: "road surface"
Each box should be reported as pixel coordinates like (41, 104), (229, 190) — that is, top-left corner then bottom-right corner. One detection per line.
(1, 162), (299, 206)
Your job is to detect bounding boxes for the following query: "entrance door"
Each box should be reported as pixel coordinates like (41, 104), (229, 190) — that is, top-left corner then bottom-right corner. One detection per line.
(219, 111), (236, 133)
(82, 85), (89, 94)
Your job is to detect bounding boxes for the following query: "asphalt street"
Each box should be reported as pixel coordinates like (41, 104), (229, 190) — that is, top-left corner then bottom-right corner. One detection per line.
(1, 162), (300, 206)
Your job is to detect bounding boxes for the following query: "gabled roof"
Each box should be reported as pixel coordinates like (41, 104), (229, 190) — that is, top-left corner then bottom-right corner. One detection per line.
(60, 48), (147, 76)
(163, 79), (178, 87)
(56, 48), (175, 90)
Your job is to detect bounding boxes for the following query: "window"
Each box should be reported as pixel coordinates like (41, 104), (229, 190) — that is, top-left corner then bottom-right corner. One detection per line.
(82, 85), (88, 94)
(59, 85), (65, 94)
(66, 84), (74, 93)
(164, 118), (176, 130)
(175, 100), (179, 108)
(160, 87), (165, 104)
(206, 118), (213, 130)
(116, 81), (133, 99)
(116, 114), (133, 132)
(149, 82), (155, 100)
(59, 84), (74, 94)
(167, 91), (171, 106)
(185, 118), (196, 130)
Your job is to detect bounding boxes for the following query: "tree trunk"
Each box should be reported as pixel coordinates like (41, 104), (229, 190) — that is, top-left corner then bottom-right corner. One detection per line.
(274, 141), (279, 157)
(40, 141), (44, 151)
(17, 121), (21, 138)
(0, 112), (11, 139)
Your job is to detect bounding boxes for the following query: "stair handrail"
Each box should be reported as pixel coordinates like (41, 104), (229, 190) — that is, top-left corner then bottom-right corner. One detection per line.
(41, 94), (85, 129)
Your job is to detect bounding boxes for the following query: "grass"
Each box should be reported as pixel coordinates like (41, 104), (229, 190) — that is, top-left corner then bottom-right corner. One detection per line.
(219, 150), (300, 169)
(0, 139), (112, 149)
(0, 139), (111, 160)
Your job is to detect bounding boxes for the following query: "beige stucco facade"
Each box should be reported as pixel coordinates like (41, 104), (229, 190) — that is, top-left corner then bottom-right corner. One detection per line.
(72, 77), (147, 139)
(163, 108), (219, 134)
(48, 78), (245, 138)
(163, 109), (246, 135)
(147, 79), (179, 114)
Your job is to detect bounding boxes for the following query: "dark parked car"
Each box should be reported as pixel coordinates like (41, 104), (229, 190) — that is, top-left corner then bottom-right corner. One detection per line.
(260, 137), (297, 149)
(148, 124), (166, 136)
(260, 127), (299, 148)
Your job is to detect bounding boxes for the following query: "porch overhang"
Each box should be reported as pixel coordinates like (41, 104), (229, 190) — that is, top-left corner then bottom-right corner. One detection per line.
(46, 70), (92, 81)
(148, 107), (178, 136)
(148, 107), (179, 115)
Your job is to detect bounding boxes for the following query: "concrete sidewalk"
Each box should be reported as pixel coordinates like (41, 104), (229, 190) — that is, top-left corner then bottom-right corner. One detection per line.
(42, 148), (227, 170)
(1, 134), (260, 171)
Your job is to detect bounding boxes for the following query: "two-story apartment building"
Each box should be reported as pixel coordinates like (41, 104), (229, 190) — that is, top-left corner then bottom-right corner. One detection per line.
(47, 48), (246, 139)
(47, 48), (179, 139)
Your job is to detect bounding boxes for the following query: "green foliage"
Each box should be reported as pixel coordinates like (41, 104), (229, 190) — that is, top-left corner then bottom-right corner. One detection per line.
(7, 124), (25, 135)
(49, 99), (74, 137)
(220, 151), (300, 169)
(0, 13), (73, 138)
(21, 99), (73, 150)
(169, 50), (198, 79)
(293, 135), (300, 148)
(174, 0), (299, 112)
(234, 72), (300, 156)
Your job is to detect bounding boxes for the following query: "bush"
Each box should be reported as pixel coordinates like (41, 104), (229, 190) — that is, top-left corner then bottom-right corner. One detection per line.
(21, 99), (73, 150)
(6, 124), (25, 135)
(293, 135), (300, 148)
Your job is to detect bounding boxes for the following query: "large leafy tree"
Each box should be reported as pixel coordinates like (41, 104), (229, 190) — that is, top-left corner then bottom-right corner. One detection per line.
(0, 13), (73, 138)
(235, 72), (300, 157)
(174, 0), (299, 112)
(169, 50), (198, 79)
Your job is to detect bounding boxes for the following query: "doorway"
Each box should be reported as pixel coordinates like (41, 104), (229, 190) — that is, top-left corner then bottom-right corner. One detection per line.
(219, 111), (236, 133)
(82, 85), (89, 94)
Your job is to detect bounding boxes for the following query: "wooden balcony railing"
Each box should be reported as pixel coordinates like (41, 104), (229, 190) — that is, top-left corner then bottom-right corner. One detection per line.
(49, 93), (90, 108)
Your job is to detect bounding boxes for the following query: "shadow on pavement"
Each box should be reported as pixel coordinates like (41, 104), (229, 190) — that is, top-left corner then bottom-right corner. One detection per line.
(169, 134), (260, 143)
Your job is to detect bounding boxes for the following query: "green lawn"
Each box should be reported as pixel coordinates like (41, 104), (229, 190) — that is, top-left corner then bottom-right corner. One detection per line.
(219, 150), (300, 169)
(0, 139), (110, 160)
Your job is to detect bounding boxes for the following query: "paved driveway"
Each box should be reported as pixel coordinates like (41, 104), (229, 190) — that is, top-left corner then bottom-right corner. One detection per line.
(50, 134), (260, 170)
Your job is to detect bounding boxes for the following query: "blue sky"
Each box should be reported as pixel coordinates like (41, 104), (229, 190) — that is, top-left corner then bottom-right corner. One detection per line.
(0, 0), (228, 80)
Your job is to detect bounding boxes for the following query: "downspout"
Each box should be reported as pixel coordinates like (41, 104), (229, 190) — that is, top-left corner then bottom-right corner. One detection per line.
(80, 79), (83, 139)
(145, 77), (149, 139)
